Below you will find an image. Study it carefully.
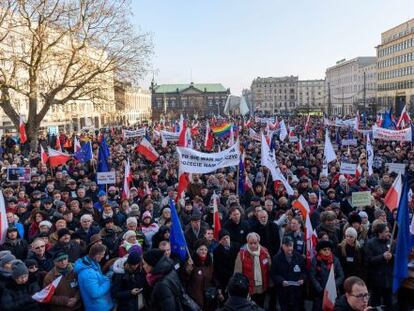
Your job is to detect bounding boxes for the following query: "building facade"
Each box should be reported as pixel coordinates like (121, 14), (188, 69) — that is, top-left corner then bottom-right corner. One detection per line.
(377, 18), (414, 114)
(297, 79), (326, 113)
(325, 57), (377, 116)
(151, 82), (230, 120)
(251, 76), (298, 114)
(115, 82), (151, 125)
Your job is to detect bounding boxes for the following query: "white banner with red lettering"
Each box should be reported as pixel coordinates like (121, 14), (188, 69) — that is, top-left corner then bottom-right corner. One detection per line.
(123, 128), (146, 139)
(177, 141), (240, 174)
(372, 125), (412, 142)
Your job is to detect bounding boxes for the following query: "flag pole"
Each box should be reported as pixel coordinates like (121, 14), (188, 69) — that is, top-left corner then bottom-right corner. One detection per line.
(236, 164), (240, 196)
(264, 170), (270, 196)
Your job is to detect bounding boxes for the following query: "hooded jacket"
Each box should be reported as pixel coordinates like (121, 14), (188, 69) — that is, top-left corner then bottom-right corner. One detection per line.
(216, 296), (264, 311)
(74, 256), (114, 311)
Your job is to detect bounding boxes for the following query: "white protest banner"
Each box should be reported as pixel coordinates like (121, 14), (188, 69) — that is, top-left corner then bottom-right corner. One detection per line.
(340, 162), (357, 175)
(177, 141), (240, 174)
(385, 163), (406, 175)
(6, 167), (31, 183)
(255, 116), (275, 124)
(97, 171), (116, 185)
(352, 191), (372, 207)
(372, 125), (412, 142)
(341, 139), (358, 146)
(289, 135), (299, 143)
(335, 117), (356, 127)
(160, 130), (180, 147)
(123, 128), (146, 139)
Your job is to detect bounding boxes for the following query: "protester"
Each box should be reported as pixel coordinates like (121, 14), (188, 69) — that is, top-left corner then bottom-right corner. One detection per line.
(334, 276), (371, 311)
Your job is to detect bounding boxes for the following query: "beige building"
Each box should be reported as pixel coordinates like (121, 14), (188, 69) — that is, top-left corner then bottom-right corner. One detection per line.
(376, 18), (414, 114)
(297, 79), (326, 113)
(251, 76), (298, 114)
(325, 57), (377, 116)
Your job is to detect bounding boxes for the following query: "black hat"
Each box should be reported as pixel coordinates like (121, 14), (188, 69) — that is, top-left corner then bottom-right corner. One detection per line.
(282, 236), (294, 245)
(126, 251), (141, 265)
(103, 217), (114, 225)
(7, 227), (18, 233)
(250, 196), (261, 202)
(321, 199), (331, 208)
(57, 228), (71, 240)
(143, 249), (165, 267)
(218, 229), (230, 241)
(190, 209), (202, 221)
(37, 232), (49, 238)
(193, 239), (208, 252)
(348, 212), (362, 225)
(227, 273), (250, 298)
(24, 258), (38, 268)
(53, 251), (69, 262)
(316, 240), (334, 253)
(43, 197), (53, 204)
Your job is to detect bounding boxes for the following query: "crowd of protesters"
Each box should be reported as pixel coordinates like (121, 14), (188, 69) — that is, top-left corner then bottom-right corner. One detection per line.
(0, 114), (413, 311)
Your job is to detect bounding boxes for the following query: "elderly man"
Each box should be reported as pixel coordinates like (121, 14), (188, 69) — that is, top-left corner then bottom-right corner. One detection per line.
(234, 232), (271, 308)
(252, 210), (280, 258)
(74, 214), (100, 245)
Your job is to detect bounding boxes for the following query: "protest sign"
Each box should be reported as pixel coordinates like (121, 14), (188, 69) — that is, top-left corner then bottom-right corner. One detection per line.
(255, 116), (275, 124)
(352, 191), (371, 207)
(340, 162), (357, 175)
(97, 171), (116, 185)
(372, 125), (412, 142)
(7, 167), (31, 183)
(385, 163), (406, 175)
(341, 139), (358, 146)
(123, 128), (146, 139)
(177, 141), (240, 174)
(335, 117), (356, 127)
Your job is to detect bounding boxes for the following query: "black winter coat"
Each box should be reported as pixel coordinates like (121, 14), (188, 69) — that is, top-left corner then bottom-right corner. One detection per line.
(333, 295), (355, 311)
(213, 244), (238, 290)
(309, 256), (344, 295)
(0, 279), (41, 311)
(217, 296), (264, 311)
(364, 237), (393, 289)
(111, 258), (147, 311)
(149, 256), (183, 311)
(49, 241), (82, 263)
(0, 238), (28, 260)
(252, 221), (281, 257)
(223, 220), (250, 250)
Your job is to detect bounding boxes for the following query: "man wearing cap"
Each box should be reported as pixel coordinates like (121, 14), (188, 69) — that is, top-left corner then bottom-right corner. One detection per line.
(213, 229), (238, 302)
(0, 250), (16, 288)
(184, 209), (206, 253)
(43, 251), (81, 311)
(49, 229), (82, 263)
(270, 236), (306, 311)
(112, 251), (146, 311)
(0, 227), (28, 260)
(0, 259), (41, 311)
(93, 191), (108, 214)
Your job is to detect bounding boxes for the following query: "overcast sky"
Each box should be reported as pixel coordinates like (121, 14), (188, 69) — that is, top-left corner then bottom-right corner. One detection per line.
(131, 0), (413, 94)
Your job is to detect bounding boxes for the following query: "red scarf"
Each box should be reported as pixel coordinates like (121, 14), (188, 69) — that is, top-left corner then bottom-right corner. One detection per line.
(146, 272), (163, 287)
(316, 253), (333, 271)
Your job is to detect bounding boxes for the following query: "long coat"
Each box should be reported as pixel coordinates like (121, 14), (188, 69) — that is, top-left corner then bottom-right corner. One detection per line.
(187, 255), (214, 310)
(364, 236), (393, 289)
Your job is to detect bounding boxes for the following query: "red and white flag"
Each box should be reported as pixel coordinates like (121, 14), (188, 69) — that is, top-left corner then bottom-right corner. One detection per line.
(213, 192), (221, 240)
(322, 266), (337, 311)
(297, 136), (303, 153)
(292, 195), (310, 218)
(136, 138), (159, 162)
(74, 136), (81, 153)
(305, 213), (317, 269)
(122, 158), (132, 200)
(355, 163), (362, 180)
(384, 173), (402, 211)
(55, 136), (62, 151)
(0, 191), (8, 245)
(304, 115), (311, 133)
(228, 124), (235, 147)
(19, 116), (27, 144)
(48, 148), (71, 168)
(397, 105), (411, 129)
(32, 275), (62, 303)
(204, 121), (214, 151)
(185, 128), (193, 149)
(40, 145), (49, 165)
(191, 121), (200, 136)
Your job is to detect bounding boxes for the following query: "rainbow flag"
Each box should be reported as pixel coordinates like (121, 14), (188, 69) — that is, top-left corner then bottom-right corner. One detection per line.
(211, 123), (239, 138)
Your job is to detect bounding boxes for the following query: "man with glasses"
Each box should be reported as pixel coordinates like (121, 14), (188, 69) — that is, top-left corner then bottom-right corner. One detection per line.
(26, 238), (53, 275)
(334, 276), (372, 311)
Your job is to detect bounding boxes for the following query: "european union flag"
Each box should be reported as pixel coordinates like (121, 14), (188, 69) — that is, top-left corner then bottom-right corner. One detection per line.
(74, 141), (93, 163)
(335, 129), (341, 147)
(97, 136), (110, 172)
(238, 155), (245, 195)
(392, 177), (412, 293)
(169, 199), (188, 261)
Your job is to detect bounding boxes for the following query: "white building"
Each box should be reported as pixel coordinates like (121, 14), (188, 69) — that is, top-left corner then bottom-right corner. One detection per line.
(325, 57), (377, 116)
(251, 76), (298, 114)
(297, 79), (326, 113)
(124, 87), (152, 124)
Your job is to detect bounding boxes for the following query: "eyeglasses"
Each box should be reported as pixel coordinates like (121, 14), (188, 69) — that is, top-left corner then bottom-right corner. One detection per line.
(350, 293), (369, 300)
(34, 245), (45, 249)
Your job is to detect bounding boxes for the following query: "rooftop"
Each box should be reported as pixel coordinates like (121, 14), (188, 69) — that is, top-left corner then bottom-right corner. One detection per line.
(153, 83), (227, 94)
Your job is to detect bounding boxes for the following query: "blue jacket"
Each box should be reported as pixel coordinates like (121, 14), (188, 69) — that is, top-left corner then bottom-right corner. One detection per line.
(74, 256), (114, 311)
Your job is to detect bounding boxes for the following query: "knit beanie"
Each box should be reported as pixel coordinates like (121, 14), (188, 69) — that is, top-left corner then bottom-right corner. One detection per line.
(0, 251), (16, 268)
(345, 227), (358, 239)
(227, 273), (250, 298)
(218, 229), (230, 241)
(11, 260), (28, 279)
(127, 251), (141, 265)
(143, 249), (165, 267)
(57, 228), (71, 240)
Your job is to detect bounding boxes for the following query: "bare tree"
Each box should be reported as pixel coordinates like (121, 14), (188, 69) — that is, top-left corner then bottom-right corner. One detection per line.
(0, 0), (152, 149)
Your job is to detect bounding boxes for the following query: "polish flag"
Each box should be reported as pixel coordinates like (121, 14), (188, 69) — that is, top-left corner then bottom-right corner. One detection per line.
(176, 169), (189, 202)
(40, 145), (49, 165)
(32, 275), (62, 303)
(48, 148), (71, 168)
(0, 191), (8, 244)
(304, 115), (311, 133)
(305, 213), (317, 269)
(228, 124), (235, 147)
(178, 119), (187, 147)
(397, 105), (411, 129)
(19, 116), (27, 144)
(292, 195), (310, 218)
(245, 118), (254, 128)
(322, 266), (337, 311)
(204, 121), (214, 151)
(121, 159), (132, 200)
(136, 138), (159, 162)
(355, 163), (362, 180)
(191, 121), (200, 136)
(297, 136), (303, 153)
(55, 136), (62, 151)
(212, 192), (221, 240)
(376, 114), (383, 127)
(384, 173), (402, 211)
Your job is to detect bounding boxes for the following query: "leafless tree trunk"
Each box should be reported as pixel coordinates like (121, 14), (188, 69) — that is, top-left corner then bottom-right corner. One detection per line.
(0, 0), (152, 150)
